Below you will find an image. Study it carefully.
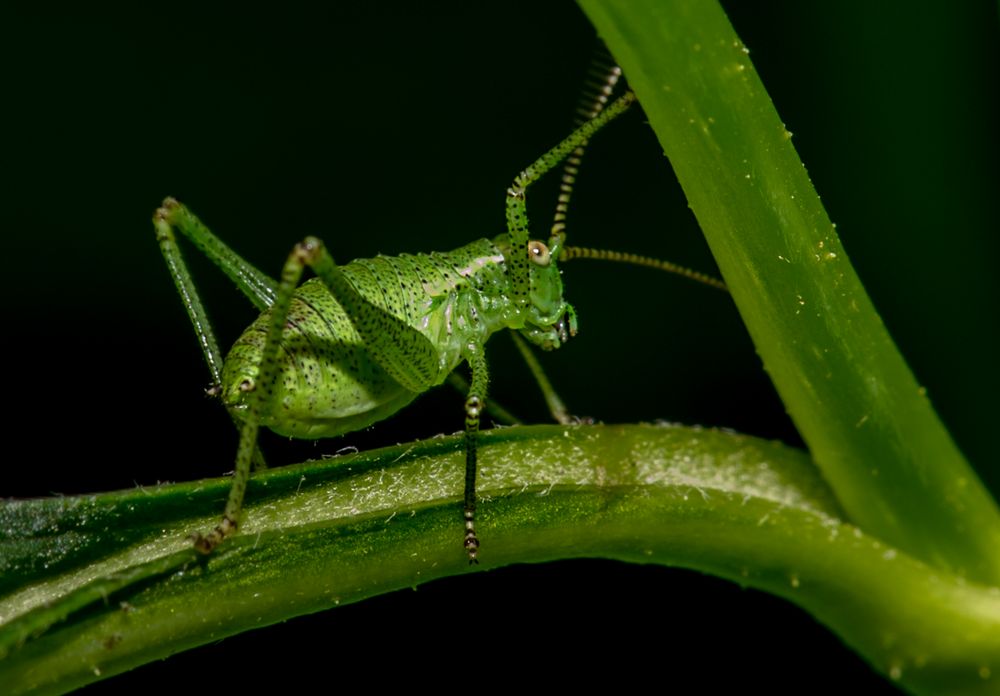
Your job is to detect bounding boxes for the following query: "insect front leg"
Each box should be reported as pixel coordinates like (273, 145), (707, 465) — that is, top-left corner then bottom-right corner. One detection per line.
(462, 345), (489, 564)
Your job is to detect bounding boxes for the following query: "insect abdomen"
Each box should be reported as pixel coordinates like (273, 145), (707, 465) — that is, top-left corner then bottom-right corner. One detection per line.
(221, 279), (416, 439)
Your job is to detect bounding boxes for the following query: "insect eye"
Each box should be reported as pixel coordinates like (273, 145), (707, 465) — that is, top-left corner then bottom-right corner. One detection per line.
(528, 240), (551, 267)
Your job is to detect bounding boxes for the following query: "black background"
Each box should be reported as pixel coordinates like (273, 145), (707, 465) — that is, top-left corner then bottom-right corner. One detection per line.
(3, 1), (997, 692)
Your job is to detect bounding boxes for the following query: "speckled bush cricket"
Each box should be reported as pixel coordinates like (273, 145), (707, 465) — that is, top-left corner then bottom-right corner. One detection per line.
(153, 70), (726, 563)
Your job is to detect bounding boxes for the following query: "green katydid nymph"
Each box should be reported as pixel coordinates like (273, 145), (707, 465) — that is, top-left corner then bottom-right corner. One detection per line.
(154, 80), (726, 563)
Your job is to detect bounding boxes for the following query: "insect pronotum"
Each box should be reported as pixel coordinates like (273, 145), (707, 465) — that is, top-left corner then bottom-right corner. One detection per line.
(154, 74), (726, 563)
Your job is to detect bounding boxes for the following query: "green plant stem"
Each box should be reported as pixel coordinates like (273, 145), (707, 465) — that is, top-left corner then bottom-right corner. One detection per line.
(578, 0), (1000, 584)
(1, 425), (998, 695)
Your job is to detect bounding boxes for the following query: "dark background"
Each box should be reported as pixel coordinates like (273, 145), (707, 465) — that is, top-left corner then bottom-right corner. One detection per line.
(2, 1), (997, 692)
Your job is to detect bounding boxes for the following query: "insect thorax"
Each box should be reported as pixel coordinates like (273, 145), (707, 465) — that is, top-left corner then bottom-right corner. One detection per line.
(218, 237), (571, 439)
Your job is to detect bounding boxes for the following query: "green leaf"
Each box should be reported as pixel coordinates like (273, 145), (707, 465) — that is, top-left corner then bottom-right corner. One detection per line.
(578, 0), (1000, 584)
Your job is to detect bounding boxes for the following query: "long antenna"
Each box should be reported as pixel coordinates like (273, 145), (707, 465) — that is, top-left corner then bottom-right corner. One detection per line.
(546, 50), (727, 294)
(560, 245), (728, 292)
(550, 53), (623, 244)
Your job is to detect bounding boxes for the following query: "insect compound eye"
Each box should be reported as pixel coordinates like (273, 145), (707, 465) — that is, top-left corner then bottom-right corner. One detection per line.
(528, 240), (551, 267)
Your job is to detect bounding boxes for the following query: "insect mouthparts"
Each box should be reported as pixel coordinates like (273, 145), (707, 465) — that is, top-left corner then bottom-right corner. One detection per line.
(557, 313), (573, 344)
